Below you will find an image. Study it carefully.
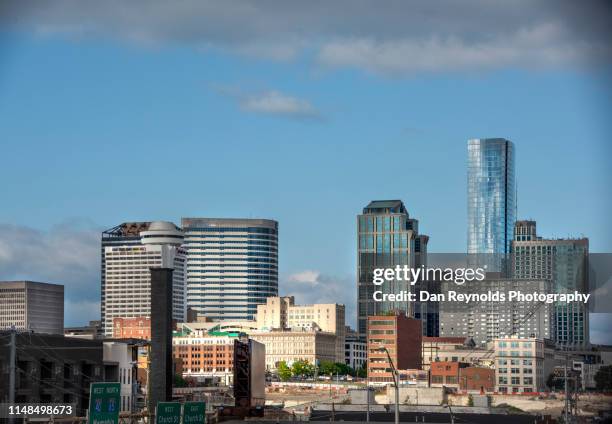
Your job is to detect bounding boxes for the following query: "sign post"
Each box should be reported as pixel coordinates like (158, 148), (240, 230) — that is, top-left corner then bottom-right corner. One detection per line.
(155, 402), (181, 424)
(88, 382), (120, 424)
(182, 401), (206, 423)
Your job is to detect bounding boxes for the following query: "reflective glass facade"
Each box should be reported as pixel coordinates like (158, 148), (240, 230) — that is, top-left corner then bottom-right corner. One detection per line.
(356, 200), (431, 338)
(181, 218), (278, 321)
(467, 138), (516, 256)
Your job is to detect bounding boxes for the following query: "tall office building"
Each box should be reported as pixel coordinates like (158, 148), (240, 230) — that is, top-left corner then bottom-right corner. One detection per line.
(467, 138), (516, 261)
(356, 200), (430, 338)
(0, 281), (64, 334)
(101, 221), (186, 336)
(439, 277), (553, 346)
(512, 220), (589, 347)
(101, 222), (150, 333)
(181, 218), (278, 321)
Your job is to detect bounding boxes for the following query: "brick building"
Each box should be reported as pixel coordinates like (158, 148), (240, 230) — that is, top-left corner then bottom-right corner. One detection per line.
(367, 313), (422, 384)
(422, 336), (494, 370)
(113, 317), (152, 340)
(460, 367), (495, 392)
(173, 331), (240, 385)
(430, 361), (469, 388)
(430, 361), (496, 392)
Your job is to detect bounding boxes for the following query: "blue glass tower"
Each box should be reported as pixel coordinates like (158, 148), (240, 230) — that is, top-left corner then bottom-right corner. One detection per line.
(181, 218), (278, 321)
(467, 138), (516, 258)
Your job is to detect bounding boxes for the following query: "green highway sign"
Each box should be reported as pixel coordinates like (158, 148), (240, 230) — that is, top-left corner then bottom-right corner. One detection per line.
(156, 402), (181, 424)
(182, 401), (206, 424)
(88, 382), (121, 424)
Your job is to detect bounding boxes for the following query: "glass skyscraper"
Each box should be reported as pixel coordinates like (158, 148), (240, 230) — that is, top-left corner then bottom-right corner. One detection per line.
(467, 138), (516, 258)
(356, 200), (432, 338)
(181, 218), (278, 321)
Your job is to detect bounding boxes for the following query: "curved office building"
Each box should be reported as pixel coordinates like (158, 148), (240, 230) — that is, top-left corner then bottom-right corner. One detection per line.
(181, 218), (278, 321)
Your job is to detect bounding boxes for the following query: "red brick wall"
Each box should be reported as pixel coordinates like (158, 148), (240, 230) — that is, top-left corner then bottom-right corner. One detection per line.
(113, 317), (151, 340)
(396, 316), (422, 370)
(459, 367), (495, 392)
(173, 342), (234, 374)
(430, 361), (462, 385)
(367, 314), (423, 383)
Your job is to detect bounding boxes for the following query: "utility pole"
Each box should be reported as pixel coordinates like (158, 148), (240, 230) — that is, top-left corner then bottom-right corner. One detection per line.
(564, 349), (569, 424)
(8, 327), (16, 424)
(393, 369), (399, 424)
(378, 346), (399, 424)
(443, 395), (455, 424)
(366, 341), (370, 422)
(366, 384), (370, 423)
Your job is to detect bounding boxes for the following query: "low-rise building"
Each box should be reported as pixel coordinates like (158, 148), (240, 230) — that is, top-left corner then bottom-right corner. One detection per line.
(345, 328), (367, 371)
(422, 336), (495, 370)
(256, 296), (345, 363)
(573, 361), (603, 390)
(250, 329), (337, 371)
(103, 339), (142, 413)
(367, 313), (422, 384)
(398, 369), (429, 387)
(430, 361), (469, 388)
(0, 332), (107, 416)
(177, 320), (258, 336)
(113, 317), (152, 340)
(172, 330), (240, 385)
(64, 320), (103, 340)
(460, 367), (495, 392)
(430, 361), (495, 392)
(494, 337), (555, 393)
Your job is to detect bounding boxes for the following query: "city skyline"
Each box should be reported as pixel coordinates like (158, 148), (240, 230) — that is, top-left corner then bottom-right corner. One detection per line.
(0, 2), (610, 343)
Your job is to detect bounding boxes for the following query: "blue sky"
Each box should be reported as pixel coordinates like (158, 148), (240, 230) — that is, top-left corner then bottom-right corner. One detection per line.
(0, 1), (611, 339)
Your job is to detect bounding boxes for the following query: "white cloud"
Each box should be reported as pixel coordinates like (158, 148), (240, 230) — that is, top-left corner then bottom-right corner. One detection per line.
(316, 22), (609, 75)
(2, 0), (610, 74)
(287, 270), (320, 284)
(281, 270), (356, 328)
(0, 222), (101, 325)
(213, 85), (323, 120)
(240, 90), (321, 119)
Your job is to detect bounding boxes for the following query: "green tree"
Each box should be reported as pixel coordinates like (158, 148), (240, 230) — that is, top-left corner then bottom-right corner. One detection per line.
(335, 362), (352, 376)
(356, 364), (367, 378)
(292, 360), (314, 378)
(318, 360), (335, 376)
(278, 361), (292, 381)
(319, 361), (352, 377)
(594, 365), (612, 391)
(173, 374), (187, 388)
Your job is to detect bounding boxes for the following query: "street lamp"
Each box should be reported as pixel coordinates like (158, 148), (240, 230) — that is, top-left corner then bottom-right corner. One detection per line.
(376, 346), (399, 424)
(444, 403), (455, 424)
(443, 386), (455, 424)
